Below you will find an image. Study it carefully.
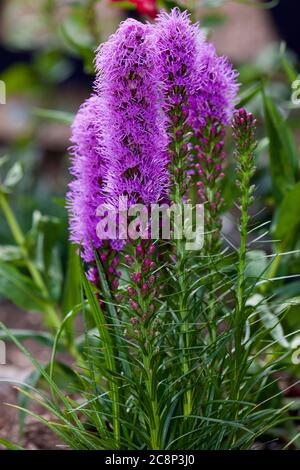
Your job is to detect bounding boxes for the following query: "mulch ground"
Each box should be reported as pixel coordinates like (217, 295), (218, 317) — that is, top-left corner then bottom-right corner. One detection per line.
(0, 301), (65, 450)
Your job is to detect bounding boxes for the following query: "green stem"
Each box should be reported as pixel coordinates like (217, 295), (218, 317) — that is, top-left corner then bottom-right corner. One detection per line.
(0, 193), (60, 329)
(137, 279), (161, 449)
(167, 100), (193, 419)
(173, 153), (192, 418)
(143, 349), (160, 449)
(236, 192), (249, 314)
(176, 218), (192, 417)
(109, 358), (121, 447)
(231, 158), (252, 445)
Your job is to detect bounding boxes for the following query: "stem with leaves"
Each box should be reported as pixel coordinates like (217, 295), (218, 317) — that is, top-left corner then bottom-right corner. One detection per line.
(125, 243), (162, 449)
(168, 100), (193, 418)
(231, 108), (257, 439)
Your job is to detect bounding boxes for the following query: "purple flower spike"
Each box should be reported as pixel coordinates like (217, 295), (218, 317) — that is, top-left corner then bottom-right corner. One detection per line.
(67, 95), (106, 262)
(96, 19), (169, 208)
(189, 42), (239, 130)
(155, 8), (238, 131)
(155, 8), (205, 110)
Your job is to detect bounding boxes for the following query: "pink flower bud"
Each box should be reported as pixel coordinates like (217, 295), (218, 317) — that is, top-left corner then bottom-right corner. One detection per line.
(128, 286), (136, 296)
(148, 244), (156, 255)
(112, 255), (120, 267)
(100, 253), (107, 263)
(141, 283), (148, 294)
(124, 255), (134, 266)
(129, 299), (140, 311)
(142, 258), (151, 271)
(136, 245), (143, 256)
(149, 261), (156, 271)
(131, 272), (142, 283)
(148, 304), (155, 314)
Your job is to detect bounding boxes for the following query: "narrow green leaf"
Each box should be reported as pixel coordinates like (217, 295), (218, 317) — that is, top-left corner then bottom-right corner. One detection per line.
(272, 181), (300, 241)
(0, 437), (24, 450)
(279, 42), (298, 84)
(18, 361), (82, 436)
(61, 244), (81, 316)
(0, 329), (57, 348)
(50, 304), (82, 379)
(238, 82), (262, 108)
(0, 261), (47, 312)
(18, 368), (43, 436)
(32, 107), (75, 125)
(263, 92), (299, 202)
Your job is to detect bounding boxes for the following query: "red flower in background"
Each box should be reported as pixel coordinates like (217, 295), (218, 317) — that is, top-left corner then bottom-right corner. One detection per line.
(111, 0), (158, 19)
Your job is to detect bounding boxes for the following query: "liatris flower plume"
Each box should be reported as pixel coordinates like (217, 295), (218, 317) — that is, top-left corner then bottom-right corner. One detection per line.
(96, 19), (169, 209)
(155, 9), (238, 254)
(155, 9), (205, 201)
(95, 16), (170, 323)
(188, 42), (239, 130)
(189, 41), (238, 253)
(67, 95), (106, 262)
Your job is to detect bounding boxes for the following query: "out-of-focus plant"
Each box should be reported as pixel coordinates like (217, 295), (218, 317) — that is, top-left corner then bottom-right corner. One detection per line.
(0, 157), (82, 354)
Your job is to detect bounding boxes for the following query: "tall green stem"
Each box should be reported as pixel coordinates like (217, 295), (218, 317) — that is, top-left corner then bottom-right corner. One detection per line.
(231, 109), (257, 446)
(142, 348), (160, 449)
(136, 274), (161, 449)
(172, 131), (192, 418)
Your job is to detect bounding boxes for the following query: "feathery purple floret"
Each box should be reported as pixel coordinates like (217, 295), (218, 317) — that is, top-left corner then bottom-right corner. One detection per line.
(189, 42), (239, 129)
(155, 8), (238, 128)
(67, 95), (105, 262)
(155, 9), (204, 109)
(96, 19), (169, 208)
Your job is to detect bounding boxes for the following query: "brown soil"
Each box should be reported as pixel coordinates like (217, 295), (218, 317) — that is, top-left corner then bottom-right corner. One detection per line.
(0, 301), (65, 450)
